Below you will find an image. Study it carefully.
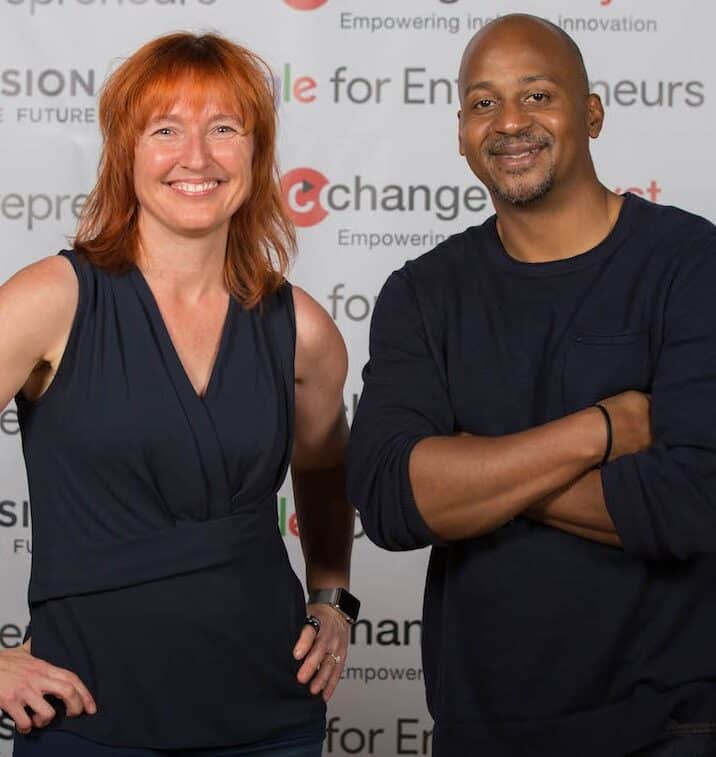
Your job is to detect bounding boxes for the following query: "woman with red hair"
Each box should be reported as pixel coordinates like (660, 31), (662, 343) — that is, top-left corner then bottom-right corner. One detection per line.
(0, 32), (356, 756)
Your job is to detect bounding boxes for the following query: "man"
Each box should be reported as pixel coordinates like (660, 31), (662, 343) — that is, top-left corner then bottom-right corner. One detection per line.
(347, 14), (716, 757)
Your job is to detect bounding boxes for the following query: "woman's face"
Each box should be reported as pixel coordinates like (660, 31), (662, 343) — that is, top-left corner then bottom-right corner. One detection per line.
(133, 90), (254, 241)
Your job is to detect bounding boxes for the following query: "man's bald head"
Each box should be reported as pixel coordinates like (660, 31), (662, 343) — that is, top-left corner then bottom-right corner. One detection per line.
(458, 14), (590, 103)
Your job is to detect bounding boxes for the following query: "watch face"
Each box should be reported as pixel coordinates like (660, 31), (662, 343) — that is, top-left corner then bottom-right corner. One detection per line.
(337, 589), (360, 622)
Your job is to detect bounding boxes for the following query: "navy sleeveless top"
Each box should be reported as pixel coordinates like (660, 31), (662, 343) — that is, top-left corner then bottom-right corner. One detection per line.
(16, 250), (325, 748)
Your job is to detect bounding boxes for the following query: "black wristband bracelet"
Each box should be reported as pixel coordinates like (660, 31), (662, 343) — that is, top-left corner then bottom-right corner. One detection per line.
(594, 403), (613, 467)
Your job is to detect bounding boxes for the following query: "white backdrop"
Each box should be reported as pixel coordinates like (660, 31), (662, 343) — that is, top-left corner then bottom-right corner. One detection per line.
(0, 0), (714, 754)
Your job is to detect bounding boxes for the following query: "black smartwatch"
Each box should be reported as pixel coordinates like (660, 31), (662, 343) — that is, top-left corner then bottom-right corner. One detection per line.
(308, 587), (360, 624)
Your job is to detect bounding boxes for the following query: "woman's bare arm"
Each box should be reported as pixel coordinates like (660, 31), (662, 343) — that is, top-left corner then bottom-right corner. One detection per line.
(0, 255), (97, 732)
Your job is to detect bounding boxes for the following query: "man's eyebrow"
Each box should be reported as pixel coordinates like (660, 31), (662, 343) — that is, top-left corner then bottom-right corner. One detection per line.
(519, 74), (561, 86)
(463, 73), (562, 98)
(463, 80), (493, 98)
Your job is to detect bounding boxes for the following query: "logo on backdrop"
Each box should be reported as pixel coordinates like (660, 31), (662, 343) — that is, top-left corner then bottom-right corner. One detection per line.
(271, 65), (705, 109)
(0, 500), (30, 531)
(0, 499), (32, 556)
(325, 717), (432, 755)
(0, 711), (13, 741)
(282, 168), (330, 227)
(438, 0), (615, 4)
(614, 180), (662, 202)
(338, 618), (424, 698)
(1, 68), (96, 98)
(274, 64), (317, 105)
(437, 0), (618, 5)
(277, 496), (299, 538)
(0, 407), (19, 436)
(0, 67), (97, 126)
(328, 284), (378, 325)
(282, 166), (489, 227)
(340, 4), (657, 36)
(283, 0), (328, 9)
(5, 0), (216, 15)
(279, 496), (367, 540)
(0, 622), (28, 649)
(351, 617), (421, 647)
(0, 191), (88, 230)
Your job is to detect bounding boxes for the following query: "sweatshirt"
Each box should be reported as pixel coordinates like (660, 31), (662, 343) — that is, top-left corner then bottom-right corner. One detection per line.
(347, 194), (716, 756)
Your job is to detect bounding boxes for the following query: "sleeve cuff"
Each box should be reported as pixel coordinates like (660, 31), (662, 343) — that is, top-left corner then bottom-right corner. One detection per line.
(399, 435), (449, 549)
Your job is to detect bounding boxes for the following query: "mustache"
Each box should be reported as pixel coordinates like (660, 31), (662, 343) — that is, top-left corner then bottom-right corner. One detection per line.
(487, 134), (552, 155)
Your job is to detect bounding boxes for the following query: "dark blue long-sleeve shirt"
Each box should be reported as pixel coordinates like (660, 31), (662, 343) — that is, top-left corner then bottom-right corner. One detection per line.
(347, 194), (716, 756)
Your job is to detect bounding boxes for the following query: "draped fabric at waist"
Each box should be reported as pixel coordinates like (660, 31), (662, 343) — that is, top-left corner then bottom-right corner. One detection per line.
(29, 495), (277, 604)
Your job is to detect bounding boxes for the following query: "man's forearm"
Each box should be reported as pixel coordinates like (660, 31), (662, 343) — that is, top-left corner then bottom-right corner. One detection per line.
(523, 470), (621, 546)
(528, 515), (622, 547)
(525, 470), (616, 532)
(409, 406), (607, 540)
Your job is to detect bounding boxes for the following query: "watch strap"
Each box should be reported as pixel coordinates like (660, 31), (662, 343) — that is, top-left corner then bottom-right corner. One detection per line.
(308, 587), (360, 624)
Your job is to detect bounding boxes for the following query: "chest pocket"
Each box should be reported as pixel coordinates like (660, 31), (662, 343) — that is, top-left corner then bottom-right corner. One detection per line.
(562, 331), (651, 412)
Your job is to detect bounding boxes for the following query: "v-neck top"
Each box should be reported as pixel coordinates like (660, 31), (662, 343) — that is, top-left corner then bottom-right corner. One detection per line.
(16, 249), (325, 749)
(131, 267), (233, 402)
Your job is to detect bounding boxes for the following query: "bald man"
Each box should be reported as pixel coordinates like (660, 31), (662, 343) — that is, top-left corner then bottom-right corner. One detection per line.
(348, 14), (716, 757)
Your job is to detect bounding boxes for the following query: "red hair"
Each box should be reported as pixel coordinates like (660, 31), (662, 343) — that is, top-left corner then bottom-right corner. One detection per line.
(74, 32), (294, 307)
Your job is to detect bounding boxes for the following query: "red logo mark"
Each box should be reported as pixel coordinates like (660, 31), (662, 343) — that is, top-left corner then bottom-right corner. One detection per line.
(282, 168), (329, 227)
(283, 0), (328, 10)
(613, 180), (662, 203)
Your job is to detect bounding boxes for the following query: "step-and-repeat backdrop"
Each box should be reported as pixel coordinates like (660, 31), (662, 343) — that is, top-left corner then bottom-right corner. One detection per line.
(0, 0), (713, 754)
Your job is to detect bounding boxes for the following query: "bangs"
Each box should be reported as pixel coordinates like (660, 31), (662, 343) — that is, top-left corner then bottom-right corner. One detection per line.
(131, 64), (258, 135)
(79, 32), (290, 306)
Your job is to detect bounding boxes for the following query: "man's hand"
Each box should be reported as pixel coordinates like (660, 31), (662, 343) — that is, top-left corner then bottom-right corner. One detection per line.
(0, 644), (96, 734)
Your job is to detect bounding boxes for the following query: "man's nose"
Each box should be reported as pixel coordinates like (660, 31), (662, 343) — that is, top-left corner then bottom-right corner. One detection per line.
(493, 100), (534, 134)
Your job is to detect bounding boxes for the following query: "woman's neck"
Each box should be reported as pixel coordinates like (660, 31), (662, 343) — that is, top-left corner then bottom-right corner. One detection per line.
(135, 215), (229, 299)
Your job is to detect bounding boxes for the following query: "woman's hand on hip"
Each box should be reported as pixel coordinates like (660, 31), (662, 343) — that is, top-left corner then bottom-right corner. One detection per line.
(0, 641), (97, 734)
(293, 604), (350, 702)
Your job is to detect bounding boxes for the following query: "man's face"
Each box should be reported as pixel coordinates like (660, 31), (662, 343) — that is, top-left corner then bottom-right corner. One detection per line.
(458, 25), (597, 207)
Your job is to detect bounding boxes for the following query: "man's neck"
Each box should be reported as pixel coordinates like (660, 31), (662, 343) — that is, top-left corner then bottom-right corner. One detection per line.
(494, 182), (624, 264)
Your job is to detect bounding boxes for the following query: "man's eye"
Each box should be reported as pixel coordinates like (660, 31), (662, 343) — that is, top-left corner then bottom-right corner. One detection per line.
(529, 92), (549, 102)
(474, 99), (493, 109)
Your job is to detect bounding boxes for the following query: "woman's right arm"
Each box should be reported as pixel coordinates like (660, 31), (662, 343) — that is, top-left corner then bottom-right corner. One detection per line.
(0, 255), (97, 733)
(0, 256), (77, 406)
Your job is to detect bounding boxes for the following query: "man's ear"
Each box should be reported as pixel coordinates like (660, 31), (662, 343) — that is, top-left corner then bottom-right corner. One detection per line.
(458, 110), (465, 156)
(586, 93), (605, 138)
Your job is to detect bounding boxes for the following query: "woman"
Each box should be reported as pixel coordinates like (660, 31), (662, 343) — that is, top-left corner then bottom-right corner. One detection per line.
(0, 32), (357, 756)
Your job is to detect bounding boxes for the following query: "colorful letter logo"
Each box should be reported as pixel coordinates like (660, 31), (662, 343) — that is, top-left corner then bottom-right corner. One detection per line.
(283, 0), (329, 10)
(282, 168), (329, 227)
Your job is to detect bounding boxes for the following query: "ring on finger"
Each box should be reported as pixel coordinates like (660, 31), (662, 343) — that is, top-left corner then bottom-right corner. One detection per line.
(326, 652), (341, 664)
(303, 615), (321, 634)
